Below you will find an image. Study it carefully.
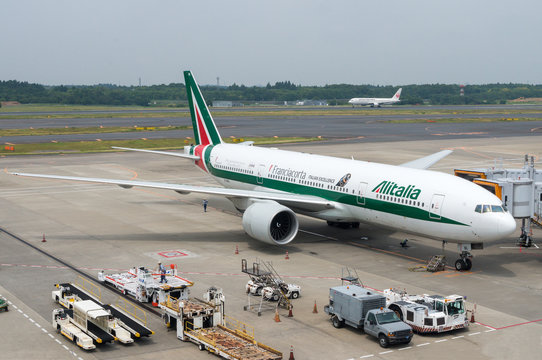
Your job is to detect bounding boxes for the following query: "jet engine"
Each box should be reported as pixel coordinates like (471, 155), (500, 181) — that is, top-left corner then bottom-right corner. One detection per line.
(242, 200), (299, 245)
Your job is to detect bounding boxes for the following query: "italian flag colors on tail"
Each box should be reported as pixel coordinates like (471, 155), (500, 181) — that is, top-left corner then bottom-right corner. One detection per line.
(184, 70), (223, 146)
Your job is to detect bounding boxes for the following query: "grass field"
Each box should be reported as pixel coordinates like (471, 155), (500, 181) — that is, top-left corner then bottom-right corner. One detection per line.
(2, 104), (542, 120)
(0, 137), (323, 156)
(0, 125), (189, 136)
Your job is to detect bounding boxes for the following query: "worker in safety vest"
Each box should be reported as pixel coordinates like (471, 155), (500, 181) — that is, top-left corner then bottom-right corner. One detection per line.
(158, 261), (167, 283)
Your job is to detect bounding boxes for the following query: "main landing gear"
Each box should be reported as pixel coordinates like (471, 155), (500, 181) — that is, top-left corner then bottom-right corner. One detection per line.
(327, 221), (360, 229)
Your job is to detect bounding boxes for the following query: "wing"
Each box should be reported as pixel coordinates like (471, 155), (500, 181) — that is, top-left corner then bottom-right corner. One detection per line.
(112, 146), (200, 160)
(9, 172), (334, 211)
(399, 150), (452, 170)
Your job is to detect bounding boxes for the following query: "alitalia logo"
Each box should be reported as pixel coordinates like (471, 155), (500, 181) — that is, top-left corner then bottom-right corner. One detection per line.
(372, 180), (421, 200)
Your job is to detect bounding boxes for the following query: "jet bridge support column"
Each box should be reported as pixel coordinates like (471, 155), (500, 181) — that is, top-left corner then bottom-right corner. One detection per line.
(518, 218), (533, 247)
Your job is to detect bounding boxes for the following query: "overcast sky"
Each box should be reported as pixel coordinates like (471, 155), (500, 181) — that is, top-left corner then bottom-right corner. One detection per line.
(2, 0), (541, 86)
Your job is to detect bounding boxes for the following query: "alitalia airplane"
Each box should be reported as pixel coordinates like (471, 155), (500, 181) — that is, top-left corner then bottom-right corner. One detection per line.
(11, 71), (515, 271)
(348, 88), (402, 107)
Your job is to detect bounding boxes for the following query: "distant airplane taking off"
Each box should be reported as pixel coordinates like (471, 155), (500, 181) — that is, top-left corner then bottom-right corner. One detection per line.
(348, 88), (402, 107)
(11, 72), (515, 271)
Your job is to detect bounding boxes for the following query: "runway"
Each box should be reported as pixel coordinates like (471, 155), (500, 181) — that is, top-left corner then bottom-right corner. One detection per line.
(0, 134), (541, 359)
(2, 104), (542, 144)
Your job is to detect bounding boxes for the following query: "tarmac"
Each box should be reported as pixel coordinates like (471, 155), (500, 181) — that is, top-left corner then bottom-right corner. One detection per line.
(0, 135), (541, 359)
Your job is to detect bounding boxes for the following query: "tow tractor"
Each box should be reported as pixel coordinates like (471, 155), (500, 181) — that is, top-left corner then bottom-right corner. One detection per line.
(98, 264), (193, 305)
(0, 297), (9, 312)
(159, 287), (282, 360)
(384, 288), (469, 333)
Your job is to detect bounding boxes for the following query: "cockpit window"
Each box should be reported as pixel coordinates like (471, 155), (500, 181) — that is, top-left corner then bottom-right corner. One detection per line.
(475, 204), (506, 213)
(491, 205), (504, 212)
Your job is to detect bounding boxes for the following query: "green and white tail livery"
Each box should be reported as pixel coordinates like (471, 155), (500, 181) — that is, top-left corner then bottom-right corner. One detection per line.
(184, 71), (222, 146)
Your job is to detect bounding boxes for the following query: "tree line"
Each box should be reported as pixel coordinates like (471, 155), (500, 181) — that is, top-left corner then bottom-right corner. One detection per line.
(1, 79), (542, 107)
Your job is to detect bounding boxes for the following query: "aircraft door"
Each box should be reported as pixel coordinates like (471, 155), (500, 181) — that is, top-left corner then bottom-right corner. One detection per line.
(257, 164), (266, 185)
(429, 194), (445, 219)
(357, 182), (368, 205)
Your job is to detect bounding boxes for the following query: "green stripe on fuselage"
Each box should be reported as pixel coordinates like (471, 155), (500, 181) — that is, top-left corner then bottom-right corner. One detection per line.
(203, 146), (466, 226)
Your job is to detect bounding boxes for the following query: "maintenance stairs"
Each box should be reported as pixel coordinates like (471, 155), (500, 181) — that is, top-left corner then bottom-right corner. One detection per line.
(241, 259), (291, 315)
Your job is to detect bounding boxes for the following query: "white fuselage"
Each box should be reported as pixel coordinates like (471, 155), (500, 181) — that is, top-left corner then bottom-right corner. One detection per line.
(198, 144), (516, 243)
(348, 97), (399, 107)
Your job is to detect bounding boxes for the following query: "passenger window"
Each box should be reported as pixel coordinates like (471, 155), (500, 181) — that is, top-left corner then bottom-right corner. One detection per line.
(483, 205), (491, 213)
(475, 205), (482, 213)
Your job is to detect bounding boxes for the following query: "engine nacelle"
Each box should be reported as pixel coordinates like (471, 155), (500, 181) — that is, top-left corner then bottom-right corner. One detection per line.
(242, 200), (299, 245)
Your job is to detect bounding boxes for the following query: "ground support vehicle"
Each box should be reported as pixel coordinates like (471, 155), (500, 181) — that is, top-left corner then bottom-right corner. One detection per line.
(0, 297), (8, 312)
(98, 265), (193, 305)
(52, 299), (117, 347)
(52, 308), (96, 350)
(160, 287), (282, 360)
(324, 285), (412, 348)
(384, 288), (469, 333)
(53, 281), (153, 343)
(242, 259), (299, 315)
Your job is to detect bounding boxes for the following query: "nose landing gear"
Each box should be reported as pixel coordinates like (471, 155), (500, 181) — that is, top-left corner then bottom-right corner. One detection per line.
(443, 241), (481, 271)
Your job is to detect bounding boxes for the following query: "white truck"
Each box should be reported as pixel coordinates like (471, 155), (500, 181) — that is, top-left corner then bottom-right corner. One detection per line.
(98, 265), (193, 305)
(160, 287), (282, 360)
(262, 280), (301, 301)
(384, 288), (469, 333)
(324, 285), (413, 348)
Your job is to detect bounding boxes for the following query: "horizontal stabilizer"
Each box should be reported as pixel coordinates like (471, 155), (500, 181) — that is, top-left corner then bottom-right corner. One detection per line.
(112, 146), (200, 160)
(399, 150), (452, 170)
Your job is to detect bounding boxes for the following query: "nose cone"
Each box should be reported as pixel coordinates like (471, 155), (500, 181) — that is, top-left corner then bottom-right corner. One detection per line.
(498, 214), (516, 237)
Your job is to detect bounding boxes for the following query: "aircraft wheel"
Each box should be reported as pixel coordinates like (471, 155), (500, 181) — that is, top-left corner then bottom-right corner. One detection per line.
(455, 259), (466, 271)
(464, 258), (472, 271)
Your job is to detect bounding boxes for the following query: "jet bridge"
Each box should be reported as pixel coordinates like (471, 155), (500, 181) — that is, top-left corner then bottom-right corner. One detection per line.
(455, 155), (542, 247)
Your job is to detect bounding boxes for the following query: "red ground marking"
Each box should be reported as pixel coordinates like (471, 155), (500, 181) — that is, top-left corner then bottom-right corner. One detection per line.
(157, 250), (189, 258)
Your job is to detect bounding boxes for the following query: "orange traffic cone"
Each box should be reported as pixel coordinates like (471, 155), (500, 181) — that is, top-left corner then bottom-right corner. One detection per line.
(274, 308), (281, 322)
(235, 245), (239, 255)
(470, 311), (475, 323)
(289, 345), (295, 360)
(313, 300), (318, 314)
(42, 234), (46, 243)
(285, 251), (289, 260)
(288, 305), (293, 318)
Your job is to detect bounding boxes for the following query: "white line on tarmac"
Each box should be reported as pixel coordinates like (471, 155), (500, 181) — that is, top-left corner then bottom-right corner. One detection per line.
(35, 322), (41, 328)
(452, 335), (465, 339)
(360, 355), (374, 359)
(41, 328), (48, 333)
(55, 339), (62, 344)
(17, 309), (23, 313)
(23, 313), (29, 318)
(28, 318), (35, 323)
(417, 343), (430, 347)
(62, 345), (69, 351)
(469, 332), (481, 336)
(435, 339), (448, 343)
(48, 333), (55, 339)
(485, 329), (496, 333)
(379, 350), (393, 355)
(398, 346), (412, 350)
(299, 229), (338, 241)
(12, 304), (17, 309)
